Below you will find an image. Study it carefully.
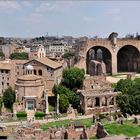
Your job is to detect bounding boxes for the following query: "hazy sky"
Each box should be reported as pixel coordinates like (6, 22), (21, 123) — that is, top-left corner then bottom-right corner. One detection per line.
(1, 0), (140, 38)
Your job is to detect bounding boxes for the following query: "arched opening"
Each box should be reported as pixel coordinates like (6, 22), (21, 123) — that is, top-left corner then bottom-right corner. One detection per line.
(117, 45), (140, 72)
(38, 70), (42, 76)
(34, 70), (37, 75)
(95, 97), (100, 107)
(86, 46), (112, 75)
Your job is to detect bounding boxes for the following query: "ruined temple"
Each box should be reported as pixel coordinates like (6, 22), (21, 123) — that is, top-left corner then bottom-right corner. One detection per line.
(78, 75), (118, 115)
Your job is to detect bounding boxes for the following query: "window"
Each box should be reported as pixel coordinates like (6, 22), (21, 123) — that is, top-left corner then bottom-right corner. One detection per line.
(17, 72), (19, 75)
(1, 70), (4, 73)
(2, 82), (4, 86)
(38, 70), (42, 76)
(7, 83), (9, 86)
(97, 49), (103, 60)
(5, 70), (9, 74)
(34, 70), (37, 75)
(2, 77), (4, 80)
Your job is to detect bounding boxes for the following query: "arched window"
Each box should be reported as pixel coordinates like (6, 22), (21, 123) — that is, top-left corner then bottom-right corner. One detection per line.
(95, 97), (100, 107)
(38, 70), (42, 76)
(97, 49), (103, 60)
(89, 49), (95, 60)
(34, 70), (37, 75)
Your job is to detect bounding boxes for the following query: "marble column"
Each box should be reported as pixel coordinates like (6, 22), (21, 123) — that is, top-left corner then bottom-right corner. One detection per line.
(99, 97), (102, 107)
(45, 90), (49, 114)
(56, 94), (60, 114)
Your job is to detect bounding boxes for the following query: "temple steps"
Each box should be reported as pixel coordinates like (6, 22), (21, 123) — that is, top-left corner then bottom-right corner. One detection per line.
(26, 110), (35, 120)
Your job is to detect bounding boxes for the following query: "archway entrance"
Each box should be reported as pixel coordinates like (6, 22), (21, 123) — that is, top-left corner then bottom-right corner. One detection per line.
(117, 45), (140, 72)
(86, 46), (112, 75)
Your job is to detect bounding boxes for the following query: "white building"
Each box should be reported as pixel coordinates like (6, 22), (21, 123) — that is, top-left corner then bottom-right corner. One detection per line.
(30, 44), (46, 59)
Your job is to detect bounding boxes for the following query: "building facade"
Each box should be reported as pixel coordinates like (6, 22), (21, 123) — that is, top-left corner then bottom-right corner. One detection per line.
(30, 44), (46, 59)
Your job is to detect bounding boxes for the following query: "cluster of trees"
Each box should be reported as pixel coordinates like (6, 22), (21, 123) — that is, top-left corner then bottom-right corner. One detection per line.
(10, 52), (29, 60)
(53, 67), (85, 113)
(62, 52), (75, 59)
(115, 78), (140, 115)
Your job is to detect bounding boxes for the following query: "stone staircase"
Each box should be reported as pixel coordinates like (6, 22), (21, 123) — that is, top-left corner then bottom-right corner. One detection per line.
(26, 110), (35, 120)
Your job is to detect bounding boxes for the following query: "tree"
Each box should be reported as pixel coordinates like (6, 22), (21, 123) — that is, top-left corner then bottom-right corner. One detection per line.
(10, 52), (29, 60)
(53, 85), (80, 108)
(116, 78), (140, 115)
(115, 79), (133, 94)
(59, 94), (69, 113)
(62, 67), (85, 90)
(62, 52), (75, 59)
(0, 51), (5, 58)
(3, 87), (15, 109)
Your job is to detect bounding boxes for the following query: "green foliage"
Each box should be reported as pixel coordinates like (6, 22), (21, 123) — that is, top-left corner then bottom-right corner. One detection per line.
(62, 52), (75, 59)
(116, 78), (140, 115)
(10, 52), (28, 60)
(3, 87), (15, 109)
(0, 51), (5, 58)
(59, 94), (69, 113)
(16, 111), (27, 118)
(115, 79), (133, 94)
(62, 67), (85, 90)
(35, 111), (45, 118)
(53, 85), (80, 109)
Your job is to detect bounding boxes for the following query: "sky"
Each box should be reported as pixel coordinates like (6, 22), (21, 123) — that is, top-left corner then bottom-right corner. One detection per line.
(1, 0), (140, 38)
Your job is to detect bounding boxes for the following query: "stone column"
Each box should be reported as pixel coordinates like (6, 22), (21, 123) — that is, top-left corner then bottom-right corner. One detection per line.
(114, 96), (116, 105)
(56, 94), (60, 114)
(111, 52), (117, 74)
(106, 96), (110, 106)
(45, 90), (49, 114)
(99, 97), (102, 107)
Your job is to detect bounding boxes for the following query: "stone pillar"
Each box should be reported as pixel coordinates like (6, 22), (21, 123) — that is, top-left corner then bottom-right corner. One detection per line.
(56, 94), (60, 114)
(111, 52), (117, 74)
(106, 97), (110, 106)
(114, 96), (116, 105)
(99, 97), (102, 107)
(45, 90), (49, 114)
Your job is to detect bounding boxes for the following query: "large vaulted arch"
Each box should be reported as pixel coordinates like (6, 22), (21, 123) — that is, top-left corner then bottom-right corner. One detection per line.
(117, 45), (140, 72)
(86, 46), (112, 76)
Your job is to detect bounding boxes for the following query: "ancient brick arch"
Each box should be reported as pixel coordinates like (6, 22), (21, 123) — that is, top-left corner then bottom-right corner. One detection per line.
(86, 45), (112, 75)
(117, 45), (140, 72)
(76, 38), (140, 75)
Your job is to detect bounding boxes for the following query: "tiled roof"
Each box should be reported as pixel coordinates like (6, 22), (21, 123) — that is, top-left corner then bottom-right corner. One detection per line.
(0, 63), (12, 70)
(35, 57), (62, 69)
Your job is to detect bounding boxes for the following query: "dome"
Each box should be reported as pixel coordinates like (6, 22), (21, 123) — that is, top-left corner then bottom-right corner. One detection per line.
(26, 64), (34, 70)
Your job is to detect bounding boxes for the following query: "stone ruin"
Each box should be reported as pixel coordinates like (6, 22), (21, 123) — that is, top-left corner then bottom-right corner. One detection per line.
(12, 120), (110, 140)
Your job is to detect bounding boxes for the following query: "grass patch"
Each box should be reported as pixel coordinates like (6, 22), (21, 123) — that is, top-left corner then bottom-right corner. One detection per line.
(105, 120), (140, 137)
(41, 119), (71, 130)
(41, 118), (140, 137)
(41, 118), (93, 130)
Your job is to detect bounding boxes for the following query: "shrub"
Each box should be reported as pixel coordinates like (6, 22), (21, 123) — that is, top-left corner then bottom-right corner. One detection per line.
(35, 111), (45, 118)
(16, 111), (27, 118)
